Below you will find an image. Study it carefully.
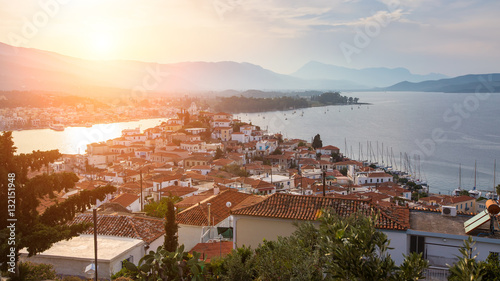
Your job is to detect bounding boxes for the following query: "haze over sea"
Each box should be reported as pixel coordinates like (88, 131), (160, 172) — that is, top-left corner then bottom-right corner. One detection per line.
(10, 91), (500, 195)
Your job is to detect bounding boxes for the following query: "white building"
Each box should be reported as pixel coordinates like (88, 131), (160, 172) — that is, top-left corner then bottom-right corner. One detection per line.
(231, 132), (248, 143)
(355, 171), (394, 185)
(20, 213), (165, 279)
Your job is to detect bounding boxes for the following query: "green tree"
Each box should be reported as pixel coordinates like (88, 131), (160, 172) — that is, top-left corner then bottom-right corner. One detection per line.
(214, 147), (224, 160)
(448, 236), (485, 281)
(124, 245), (206, 280)
(214, 209), (428, 281)
(312, 134), (323, 149)
(481, 252), (500, 281)
(220, 164), (249, 177)
(318, 211), (398, 280)
(163, 200), (178, 252)
(254, 227), (322, 280)
(270, 148), (282, 155)
(0, 131), (116, 279)
(340, 167), (348, 176)
(144, 196), (182, 218)
(397, 252), (429, 281)
(217, 246), (257, 281)
(17, 261), (57, 281)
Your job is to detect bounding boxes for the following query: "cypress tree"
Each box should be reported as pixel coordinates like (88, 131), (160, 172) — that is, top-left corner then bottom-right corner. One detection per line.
(163, 200), (178, 252)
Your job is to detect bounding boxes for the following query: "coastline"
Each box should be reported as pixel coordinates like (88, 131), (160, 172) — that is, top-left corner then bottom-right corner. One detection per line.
(1, 116), (170, 132)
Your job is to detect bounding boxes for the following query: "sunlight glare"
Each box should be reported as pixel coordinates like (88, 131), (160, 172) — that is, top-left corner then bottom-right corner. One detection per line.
(90, 32), (113, 57)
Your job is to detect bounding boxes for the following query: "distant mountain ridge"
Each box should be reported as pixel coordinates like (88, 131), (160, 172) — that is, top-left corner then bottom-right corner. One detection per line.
(291, 61), (447, 88)
(0, 42), (366, 93)
(381, 74), (500, 93)
(4, 42), (491, 94)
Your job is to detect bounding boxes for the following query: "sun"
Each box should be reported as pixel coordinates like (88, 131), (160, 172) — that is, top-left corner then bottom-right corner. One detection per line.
(90, 32), (114, 57)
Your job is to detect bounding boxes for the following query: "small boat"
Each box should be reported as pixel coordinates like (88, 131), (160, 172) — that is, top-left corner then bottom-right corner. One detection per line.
(50, 123), (65, 131)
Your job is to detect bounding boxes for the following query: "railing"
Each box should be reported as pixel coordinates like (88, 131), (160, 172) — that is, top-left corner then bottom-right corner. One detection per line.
(422, 266), (450, 281)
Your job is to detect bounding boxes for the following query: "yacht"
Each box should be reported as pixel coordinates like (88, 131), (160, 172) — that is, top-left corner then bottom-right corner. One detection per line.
(49, 123), (65, 131)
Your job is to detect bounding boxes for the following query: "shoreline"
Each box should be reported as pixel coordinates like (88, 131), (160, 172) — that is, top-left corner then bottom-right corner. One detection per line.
(1, 116), (169, 133)
(221, 102), (372, 114)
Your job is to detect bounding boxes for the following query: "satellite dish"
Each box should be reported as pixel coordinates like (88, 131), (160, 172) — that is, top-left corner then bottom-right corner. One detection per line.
(226, 202), (232, 208)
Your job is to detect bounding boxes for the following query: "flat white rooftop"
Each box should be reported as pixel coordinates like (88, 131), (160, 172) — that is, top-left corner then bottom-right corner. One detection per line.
(20, 235), (143, 261)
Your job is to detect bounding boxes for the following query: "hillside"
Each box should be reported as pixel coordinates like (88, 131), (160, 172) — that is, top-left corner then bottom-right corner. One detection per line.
(291, 61), (447, 88)
(381, 74), (500, 93)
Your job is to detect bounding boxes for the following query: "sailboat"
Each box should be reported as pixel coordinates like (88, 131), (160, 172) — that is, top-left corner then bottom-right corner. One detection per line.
(486, 160), (497, 200)
(452, 163), (462, 196)
(468, 160), (481, 198)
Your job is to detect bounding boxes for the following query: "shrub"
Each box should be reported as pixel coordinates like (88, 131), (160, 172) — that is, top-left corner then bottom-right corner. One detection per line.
(18, 261), (57, 281)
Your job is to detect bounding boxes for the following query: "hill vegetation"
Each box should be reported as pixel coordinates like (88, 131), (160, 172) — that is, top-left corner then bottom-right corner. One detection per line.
(214, 92), (360, 113)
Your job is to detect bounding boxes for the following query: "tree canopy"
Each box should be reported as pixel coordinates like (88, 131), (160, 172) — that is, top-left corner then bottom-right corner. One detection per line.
(0, 131), (116, 277)
(312, 134), (323, 149)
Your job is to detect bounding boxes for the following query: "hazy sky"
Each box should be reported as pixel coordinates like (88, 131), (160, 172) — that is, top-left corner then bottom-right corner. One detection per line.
(1, 0), (499, 76)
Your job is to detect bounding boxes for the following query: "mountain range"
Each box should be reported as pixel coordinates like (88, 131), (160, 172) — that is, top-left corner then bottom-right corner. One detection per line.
(379, 74), (500, 93)
(290, 61), (447, 88)
(0, 42), (457, 94)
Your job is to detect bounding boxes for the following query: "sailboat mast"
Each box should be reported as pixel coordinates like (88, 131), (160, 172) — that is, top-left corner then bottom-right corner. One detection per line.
(344, 138), (347, 159)
(494, 159), (497, 195)
(474, 160), (477, 190)
(358, 142), (361, 162)
(381, 143), (384, 165)
(459, 163), (462, 189)
(400, 152), (402, 172)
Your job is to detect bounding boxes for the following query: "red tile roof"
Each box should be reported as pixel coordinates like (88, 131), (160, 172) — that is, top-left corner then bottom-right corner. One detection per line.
(367, 172), (393, 178)
(176, 189), (254, 226)
(319, 145), (340, 151)
(190, 241), (233, 262)
(69, 213), (165, 244)
(110, 193), (139, 208)
(231, 193), (409, 230)
(212, 159), (236, 166)
(159, 186), (198, 197)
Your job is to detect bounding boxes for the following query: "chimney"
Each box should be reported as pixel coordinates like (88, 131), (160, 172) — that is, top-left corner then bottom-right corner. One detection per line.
(214, 187), (220, 195)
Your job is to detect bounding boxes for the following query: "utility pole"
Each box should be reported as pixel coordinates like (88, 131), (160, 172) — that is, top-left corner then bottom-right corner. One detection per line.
(93, 208), (98, 281)
(322, 170), (326, 197)
(140, 170), (143, 211)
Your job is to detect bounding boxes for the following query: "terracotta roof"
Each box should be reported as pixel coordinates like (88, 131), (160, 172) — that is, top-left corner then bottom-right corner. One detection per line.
(333, 160), (363, 167)
(445, 195), (476, 204)
(190, 165), (212, 170)
(110, 193), (139, 208)
(190, 241), (233, 262)
(367, 172), (393, 178)
(231, 193), (409, 230)
(69, 213), (165, 244)
(175, 190), (218, 210)
(160, 186), (198, 197)
(176, 189), (254, 226)
(319, 145), (340, 150)
(212, 159), (236, 166)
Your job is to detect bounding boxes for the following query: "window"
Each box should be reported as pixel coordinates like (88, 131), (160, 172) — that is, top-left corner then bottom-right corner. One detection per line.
(121, 255), (134, 268)
(410, 235), (425, 254)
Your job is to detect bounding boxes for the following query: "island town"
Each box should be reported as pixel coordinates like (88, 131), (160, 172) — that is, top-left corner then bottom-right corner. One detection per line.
(4, 102), (500, 280)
